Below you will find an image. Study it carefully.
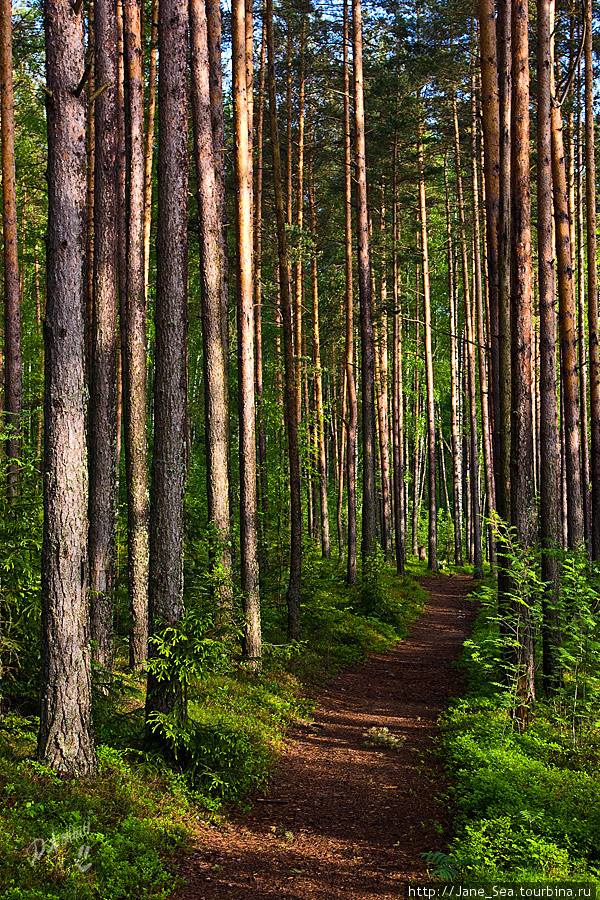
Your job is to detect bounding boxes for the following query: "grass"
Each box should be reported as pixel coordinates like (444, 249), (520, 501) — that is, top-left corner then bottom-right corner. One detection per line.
(430, 586), (600, 884)
(0, 551), (427, 899)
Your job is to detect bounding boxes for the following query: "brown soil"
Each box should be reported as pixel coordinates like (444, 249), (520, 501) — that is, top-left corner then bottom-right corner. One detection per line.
(174, 574), (478, 900)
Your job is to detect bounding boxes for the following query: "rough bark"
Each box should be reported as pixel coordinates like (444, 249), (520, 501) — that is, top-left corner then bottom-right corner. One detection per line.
(146, 0), (188, 720)
(122, 0), (149, 670)
(391, 134), (405, 575)
(537, 0), (561, 692)
(551, 56), (584, 549)
(89, 0), (119, 671)
(190, 0), (233, 614)
(39, 0), (97, 776)
(376, 187), (393, 561)
(510, 0), (535, 708)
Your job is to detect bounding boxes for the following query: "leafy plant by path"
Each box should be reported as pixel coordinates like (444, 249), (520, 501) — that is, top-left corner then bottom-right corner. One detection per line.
(363, 725), (406, 751)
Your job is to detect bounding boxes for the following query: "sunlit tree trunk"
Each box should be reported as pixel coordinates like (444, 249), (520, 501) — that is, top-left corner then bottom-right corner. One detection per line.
(233, 0), (261, 666)
(585, 0), (600, 560)
(510, 0), (535, 710)
(0, 0), (22, 499)
(453, 95), (482, 577)
(309, 167), (331, 559)
(444, 154), (463, 565)
(391, 134), (405, 575)
(123, 0), (149, 669)
(143, 0), (157, 300)
(352, 0), (377, 572)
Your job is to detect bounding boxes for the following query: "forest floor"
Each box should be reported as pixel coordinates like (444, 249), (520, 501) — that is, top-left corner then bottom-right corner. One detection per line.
(174, 574), (478, 900)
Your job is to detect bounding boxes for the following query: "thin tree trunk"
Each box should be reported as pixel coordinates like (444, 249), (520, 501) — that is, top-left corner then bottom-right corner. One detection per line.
(472, 75), (496, 570)
(417, 104), (437, 573)
(343, 0), (357, 585)
(143, 0), (157, 300)
(294, 19), (306, 429)
(123, 0), (150, 669)
(233, 0), (261, 666)
(510, 0), (535, 711)
(39, 0), (97, 776)
(391, 134), (405, 575)
(453, 95), (482, 577)
(537, 0), (561, 692)
(551, 55), (584, 549)
(377, 186), (393, 560)
(309, 167), (331, 558)
(478, 0), (501, 493)
(206, 0), (228, 362)
(576, 68), (590, 553)
(585, 0), (600, 560)
(0, 0), (22, 497)
(254, 9), (268, 550)
(266, 0), (302, 639)
(190, 0), (233, 613)
(444, 154), (463, 565)
(146, 0), (188, 721)
(353, 0), (377, 575)
(89, 0), (120, 670)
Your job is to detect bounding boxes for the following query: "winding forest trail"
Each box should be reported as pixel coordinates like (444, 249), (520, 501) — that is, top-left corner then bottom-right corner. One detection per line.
(175, 574), (478, 899)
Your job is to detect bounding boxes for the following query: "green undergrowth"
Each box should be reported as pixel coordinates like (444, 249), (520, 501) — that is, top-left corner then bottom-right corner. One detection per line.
(0, 552), (426, 899)
(433, 583), (600, 883)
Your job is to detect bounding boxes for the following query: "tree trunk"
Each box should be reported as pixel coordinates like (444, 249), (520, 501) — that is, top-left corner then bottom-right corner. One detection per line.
(309, 169), (331, 558)
(391, 134), (405, 575)
(233, 0), (261, 666)
(352, 0), (377, 572)
(343, 0), (357, 585)
(585, 0), (600, 560)
(444, 154), (463, 565)
(190, 0), (234, 614)
(146, 0), (188, 720)
(510, 0), (535, 710)
(472, 77), (496, 570)
(537, 0), (561, 692)
(143, 0), (157, 300)
(294, 19), (306, 430)
(89, 0), (120, 671)
(478, 0), (501, 495)
(123, 0), (150, 669)
(254, 9), (268, 551)
(417, 105), (437, 573)
(266, 0), (302, 639)
(0, 0), (22, 499)
(376, 186), (393, 561)
(453, 95), (482, 577)
(551, 57), (584, 549)
(39, 0), (97, 776)
(576, 69), (590, 553)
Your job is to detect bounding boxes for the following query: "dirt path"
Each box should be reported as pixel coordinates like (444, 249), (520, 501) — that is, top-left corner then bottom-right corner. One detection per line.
(175, 574), (478, 900)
